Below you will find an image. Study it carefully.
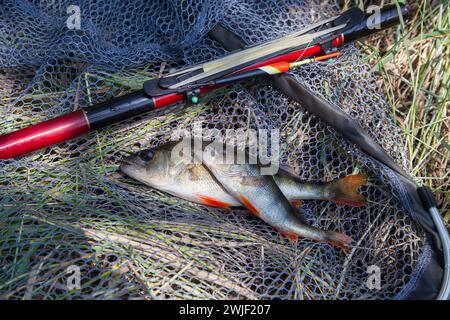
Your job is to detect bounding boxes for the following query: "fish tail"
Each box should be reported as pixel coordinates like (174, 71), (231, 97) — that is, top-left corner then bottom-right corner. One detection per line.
(284, 223), (354, 251)
(328, 174), (368, 207)
(323, 230), (354, 251)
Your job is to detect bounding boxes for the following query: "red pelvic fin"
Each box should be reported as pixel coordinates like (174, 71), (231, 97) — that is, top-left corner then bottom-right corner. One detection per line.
(238, 195), (261, 217)
(324, 231), (354, 252)
(329, 173), (368, 207)
(290, 200), (302, 207)
(280, 230), (299, 243)
(196, 195), (232, 208)
(274, 227), (299, 242)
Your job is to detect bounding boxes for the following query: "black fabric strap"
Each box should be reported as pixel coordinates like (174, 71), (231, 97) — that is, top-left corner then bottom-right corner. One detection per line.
(207, 24), (246, 51)
(207, 23), (444, 300)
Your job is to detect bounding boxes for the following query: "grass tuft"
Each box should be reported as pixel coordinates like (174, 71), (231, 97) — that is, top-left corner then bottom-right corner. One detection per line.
(344, 0), (449, 225)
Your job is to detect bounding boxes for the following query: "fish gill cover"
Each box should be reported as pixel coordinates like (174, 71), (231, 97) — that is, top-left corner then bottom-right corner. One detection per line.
(0, 0), (427, 299)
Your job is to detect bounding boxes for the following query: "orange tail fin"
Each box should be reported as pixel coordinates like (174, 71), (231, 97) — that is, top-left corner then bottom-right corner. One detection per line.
(329, 174), (368, 207)
(324, 231), (354, 251)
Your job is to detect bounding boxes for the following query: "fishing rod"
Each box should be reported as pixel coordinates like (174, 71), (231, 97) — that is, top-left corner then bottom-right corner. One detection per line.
(0, 4), (409, 159)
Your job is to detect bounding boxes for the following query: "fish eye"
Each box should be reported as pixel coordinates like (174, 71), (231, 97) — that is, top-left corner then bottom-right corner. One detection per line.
(139, 150), (154, 162)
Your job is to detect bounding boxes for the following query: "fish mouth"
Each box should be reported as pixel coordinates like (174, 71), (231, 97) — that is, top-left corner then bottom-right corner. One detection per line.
(120, 156), (137, 175)
(121, 159), (134, 165)
(121, 155), (136, 166)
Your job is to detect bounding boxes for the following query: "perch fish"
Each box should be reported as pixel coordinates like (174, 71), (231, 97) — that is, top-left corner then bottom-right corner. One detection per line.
(120, 141), (367, 209)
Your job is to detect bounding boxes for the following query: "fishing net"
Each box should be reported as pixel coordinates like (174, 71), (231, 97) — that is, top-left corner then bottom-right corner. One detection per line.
(0, 0), (430, 299)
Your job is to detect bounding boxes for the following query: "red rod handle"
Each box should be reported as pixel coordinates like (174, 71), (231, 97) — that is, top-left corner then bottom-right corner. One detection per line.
(0, 110), (90, 159)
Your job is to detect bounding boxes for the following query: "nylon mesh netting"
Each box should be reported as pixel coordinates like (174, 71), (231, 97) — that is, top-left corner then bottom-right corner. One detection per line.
(0, 0), (428, 299)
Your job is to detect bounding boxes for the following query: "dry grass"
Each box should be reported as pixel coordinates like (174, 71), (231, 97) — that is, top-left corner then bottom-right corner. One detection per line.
(344, 0), (449, 225)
